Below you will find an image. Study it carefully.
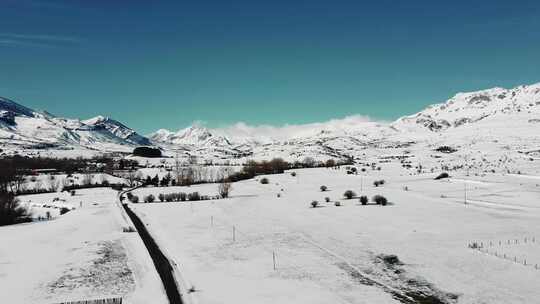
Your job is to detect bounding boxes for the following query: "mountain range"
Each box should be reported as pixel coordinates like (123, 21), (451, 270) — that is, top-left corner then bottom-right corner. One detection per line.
(1, 83), (539, 167)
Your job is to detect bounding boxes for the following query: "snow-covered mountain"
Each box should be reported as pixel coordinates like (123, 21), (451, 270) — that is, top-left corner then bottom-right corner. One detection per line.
(393, 83), (540, 131)
(0, 97), (150, 155)
(2, 82), (539, 166)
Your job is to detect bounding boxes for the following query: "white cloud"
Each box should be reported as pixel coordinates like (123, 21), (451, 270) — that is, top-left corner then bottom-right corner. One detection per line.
(208, 115), (385, 142)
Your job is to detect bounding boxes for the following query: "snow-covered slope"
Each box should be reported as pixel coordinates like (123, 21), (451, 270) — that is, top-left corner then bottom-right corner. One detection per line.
(0, 97), (151, 155)
(393, 83), (540, 131)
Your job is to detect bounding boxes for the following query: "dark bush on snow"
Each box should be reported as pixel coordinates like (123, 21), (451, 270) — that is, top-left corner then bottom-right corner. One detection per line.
(260, 178), (269, 184)
(144, 194), (155, 203)
(343, 190), (356, 199)
(435, 146), (457, 153)
(325, 197), (330, 202)
(434, 172), (450, 180)
(359, 195), (368, 205)
(311, 200), (319, 208)
(188, 192), (200, 201)
(60, 207), (71, 215)
(320, 185), (328, 192)
(373, 195), (388, 206)
(374, 180), (386, 187)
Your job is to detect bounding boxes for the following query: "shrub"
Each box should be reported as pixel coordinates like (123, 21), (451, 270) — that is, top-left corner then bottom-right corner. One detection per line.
(434, 172), (450, 180)
(130, 195), (139, 203)
(343, 190), (356, 199)
(320, 185), (328, 192)
(325, 197), (330, 202)
(311, 200), (319, 208)
(179, 192), (187, 201)
(373, 180), (385, 187)
(60, 207), (71, 215)
(70, 190), (76, 196)
(373, 195), (388, 206)
(123, 227), (136, 233)
(126, 192), (133, 199)
(144, 194), (155, 203)
(260, 177), (269, 184)
(374, 181), (380, 187)
(158, 193), (165, 202)
(188, 192), (200, 201)
(359, 195), (368, 205)
(334, 201), (341, 206)
(290, 172), (296, 177)
(218, 181), (232, 198)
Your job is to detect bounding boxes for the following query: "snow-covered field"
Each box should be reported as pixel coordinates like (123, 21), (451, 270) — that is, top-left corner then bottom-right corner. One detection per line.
(2, 82), (540, 303)
(0, 188), (167, 304)
(129, 167), (540, 304)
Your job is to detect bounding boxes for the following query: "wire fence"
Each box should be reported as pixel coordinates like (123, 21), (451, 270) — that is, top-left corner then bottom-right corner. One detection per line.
(467, 236), (540, 270)
(55, 297), (122, 304)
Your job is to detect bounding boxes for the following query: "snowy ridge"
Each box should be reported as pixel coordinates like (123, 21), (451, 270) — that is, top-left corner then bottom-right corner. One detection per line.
(393, 83), (540, 131)
(1, 82), (540, 163)
(0, 97), (151, 154)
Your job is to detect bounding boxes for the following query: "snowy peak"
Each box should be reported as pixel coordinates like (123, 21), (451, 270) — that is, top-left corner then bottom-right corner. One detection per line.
(82, 115), (150, 146)
(149, 125), (224, 146)
(0, 96), (151, 151)
(394, 82), (540, 131)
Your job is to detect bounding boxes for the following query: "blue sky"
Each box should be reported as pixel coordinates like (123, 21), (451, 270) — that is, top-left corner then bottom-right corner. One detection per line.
(1, 0), (539, 134)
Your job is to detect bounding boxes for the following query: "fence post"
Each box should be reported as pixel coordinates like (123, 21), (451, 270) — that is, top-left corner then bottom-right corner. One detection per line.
(273, 251), (276, 270)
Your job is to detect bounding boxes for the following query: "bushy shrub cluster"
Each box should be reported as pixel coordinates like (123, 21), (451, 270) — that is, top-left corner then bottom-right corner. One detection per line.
(372, 195), (388, 205)
(373, 180), (385, 187)
(141, 191), (215, 203)
(144, 194), (155, 203)
(359, 195), (368, 205)
(343, 190), (356, 199)
(320, 185), (328, 191)
(260, 177), (269, 184)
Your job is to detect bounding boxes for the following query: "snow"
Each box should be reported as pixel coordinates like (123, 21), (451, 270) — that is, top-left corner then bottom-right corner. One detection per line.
(2, 82), (540, 303)
(127, 167), (540, 304)
(0, 188), (167, 304)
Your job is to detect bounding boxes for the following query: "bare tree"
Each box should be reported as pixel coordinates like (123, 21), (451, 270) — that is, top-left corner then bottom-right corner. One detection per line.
(0, 192), (31, 226)
(218, 181), (232, 198)
(82, 171), (94, 186)
(48, 177), (61, 192)
(217, 167), (233, 198)
(125, 170), (138, 187)
(35, 180), (43, 192)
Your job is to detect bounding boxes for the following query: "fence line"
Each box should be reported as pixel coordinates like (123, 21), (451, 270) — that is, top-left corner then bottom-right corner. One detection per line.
(56, 297), (122, 304)
(467, 237), (539, 270)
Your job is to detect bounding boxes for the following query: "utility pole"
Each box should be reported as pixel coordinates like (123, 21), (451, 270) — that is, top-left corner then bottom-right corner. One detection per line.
(464, 182), (467, 204)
